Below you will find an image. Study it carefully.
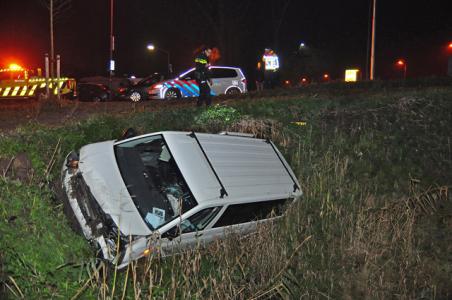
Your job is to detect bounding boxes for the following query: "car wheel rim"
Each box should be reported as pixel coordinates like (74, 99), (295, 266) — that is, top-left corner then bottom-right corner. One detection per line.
(130, 92), (141, 102)
(227, 88), (239, 95)
(165, 90), (178, 99)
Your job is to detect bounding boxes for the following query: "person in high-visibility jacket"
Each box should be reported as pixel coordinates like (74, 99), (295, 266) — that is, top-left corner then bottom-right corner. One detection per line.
(194, 47), (212, 107)
(262, 48), (280, 89)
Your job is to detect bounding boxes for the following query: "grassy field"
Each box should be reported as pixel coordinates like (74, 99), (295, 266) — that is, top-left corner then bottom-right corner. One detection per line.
(1, 82), (451, 299)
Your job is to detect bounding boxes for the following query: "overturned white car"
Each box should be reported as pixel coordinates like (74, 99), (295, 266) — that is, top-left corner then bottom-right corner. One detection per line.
(61, 131), (301, 268)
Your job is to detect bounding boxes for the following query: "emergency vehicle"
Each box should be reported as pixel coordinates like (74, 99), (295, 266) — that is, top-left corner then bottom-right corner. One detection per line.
(0, 64), (76, 99)
(147, 66), (247, 101)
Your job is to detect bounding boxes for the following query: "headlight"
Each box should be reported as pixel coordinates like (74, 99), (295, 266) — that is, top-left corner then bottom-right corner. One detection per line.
(66, 151), (79, 169)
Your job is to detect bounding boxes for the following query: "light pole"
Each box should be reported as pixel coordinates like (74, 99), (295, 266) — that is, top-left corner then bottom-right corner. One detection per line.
(369, 0), (377, 80)
(147, 44), (172, 77)
(396, 59), (407, 79)
(109, 0), (114, 101)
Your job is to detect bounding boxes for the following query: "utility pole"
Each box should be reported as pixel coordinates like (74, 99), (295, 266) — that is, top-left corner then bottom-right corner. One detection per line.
(50, 0), (54, 78)
(369, 0), (376, 80)
(109, 0), (114, 100)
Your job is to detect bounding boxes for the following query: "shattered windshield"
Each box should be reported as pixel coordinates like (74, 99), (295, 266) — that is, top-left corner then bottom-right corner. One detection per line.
(114, 134), (197, 231)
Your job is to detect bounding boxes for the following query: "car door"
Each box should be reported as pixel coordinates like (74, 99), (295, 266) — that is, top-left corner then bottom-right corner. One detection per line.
(209, 68), (224, 95)
(78, 84), (89, 100)
(210, 68), (239, 95)
(158, 206), (222, 255)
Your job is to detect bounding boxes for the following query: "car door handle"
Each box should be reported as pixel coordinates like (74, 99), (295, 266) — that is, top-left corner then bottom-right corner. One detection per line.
(195, 233), (203, 238)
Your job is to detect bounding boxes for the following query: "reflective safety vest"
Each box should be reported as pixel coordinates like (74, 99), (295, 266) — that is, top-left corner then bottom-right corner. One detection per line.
(0, 69), (76, 99)
(263, 54), (279, 71)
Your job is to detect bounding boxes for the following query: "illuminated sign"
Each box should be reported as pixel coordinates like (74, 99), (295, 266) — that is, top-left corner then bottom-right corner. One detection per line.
(345, 69), (359, 82)
(109, 60), (115, 71)
(263, 55), (279, 71)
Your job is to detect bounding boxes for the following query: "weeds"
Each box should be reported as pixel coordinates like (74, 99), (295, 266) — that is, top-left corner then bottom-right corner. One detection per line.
(0, 85), (451, 298)
(194, 104), (242, 132)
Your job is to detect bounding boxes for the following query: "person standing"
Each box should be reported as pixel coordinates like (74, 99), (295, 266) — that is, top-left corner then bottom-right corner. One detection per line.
(262, 48), (280, 89)
(255, 61), (264, 92)
(194, 47), (212, 107)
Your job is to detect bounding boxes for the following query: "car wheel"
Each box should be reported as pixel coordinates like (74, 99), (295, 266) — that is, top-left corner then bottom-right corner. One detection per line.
(226, 87), (241, 95)
(164, 88), (180, 100)
(93, 96), (102, 102)
(129, 91), (142, 102)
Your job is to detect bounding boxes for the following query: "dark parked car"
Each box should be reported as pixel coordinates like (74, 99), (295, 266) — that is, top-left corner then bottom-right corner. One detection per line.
(77, 83), (110, 102)
(117, 73), (164, 102)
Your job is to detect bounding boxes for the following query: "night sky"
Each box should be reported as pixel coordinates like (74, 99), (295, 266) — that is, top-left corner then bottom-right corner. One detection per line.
(1, 0), (451, 84)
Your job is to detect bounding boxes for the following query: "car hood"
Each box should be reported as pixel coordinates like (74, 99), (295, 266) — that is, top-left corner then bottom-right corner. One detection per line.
(79, 141), (151, 236)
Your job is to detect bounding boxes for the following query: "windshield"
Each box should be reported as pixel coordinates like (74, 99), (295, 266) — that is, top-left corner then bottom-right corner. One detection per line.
(137, 74), (163, 86)
(114, 134), (197, 230)
(178, 69), (195, 80)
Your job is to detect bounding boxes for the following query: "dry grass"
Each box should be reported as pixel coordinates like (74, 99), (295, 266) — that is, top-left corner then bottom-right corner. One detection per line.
(66, 119), (451, 299)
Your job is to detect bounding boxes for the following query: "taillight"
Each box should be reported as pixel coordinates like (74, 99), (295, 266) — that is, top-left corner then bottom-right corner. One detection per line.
(118, 87), (126, 93)
(241, 78), (247, 86)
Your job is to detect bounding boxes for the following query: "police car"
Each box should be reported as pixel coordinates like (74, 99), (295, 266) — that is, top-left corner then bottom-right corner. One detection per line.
(147, 66), (247, 100)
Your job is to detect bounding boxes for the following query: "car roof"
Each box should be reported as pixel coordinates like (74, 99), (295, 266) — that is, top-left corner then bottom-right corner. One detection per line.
(177, 66), (243, 78)
(79, 82), (105, 87)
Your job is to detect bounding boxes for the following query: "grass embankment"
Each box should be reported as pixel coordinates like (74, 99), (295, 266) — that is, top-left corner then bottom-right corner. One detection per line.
(0, 83), (451, 299)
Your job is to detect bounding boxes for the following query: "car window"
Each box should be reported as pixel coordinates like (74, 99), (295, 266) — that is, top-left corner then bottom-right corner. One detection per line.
(162, 206), (221, 238)
(78, 85), (89, 91)
(114, 135), (198, 230)
(139, 77), (158, 86)
(180, 70), (195, 80)
(213, 199), (288, 228)
(210, 68), (237, 79)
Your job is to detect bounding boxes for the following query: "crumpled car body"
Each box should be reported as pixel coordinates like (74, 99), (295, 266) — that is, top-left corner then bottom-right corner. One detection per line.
(61, 131), (302, 268)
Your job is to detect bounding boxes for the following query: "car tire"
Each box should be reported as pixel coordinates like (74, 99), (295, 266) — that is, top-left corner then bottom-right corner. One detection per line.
(164, 88), (180, 100)
(129, 91), (143, 102)
(93, 96), (102, 102)
(226, 87), (241, 95)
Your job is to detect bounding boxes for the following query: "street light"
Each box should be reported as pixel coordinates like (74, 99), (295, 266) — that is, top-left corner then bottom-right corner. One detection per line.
(395, 59), (407, 79)
(147, 43), (172, 77)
